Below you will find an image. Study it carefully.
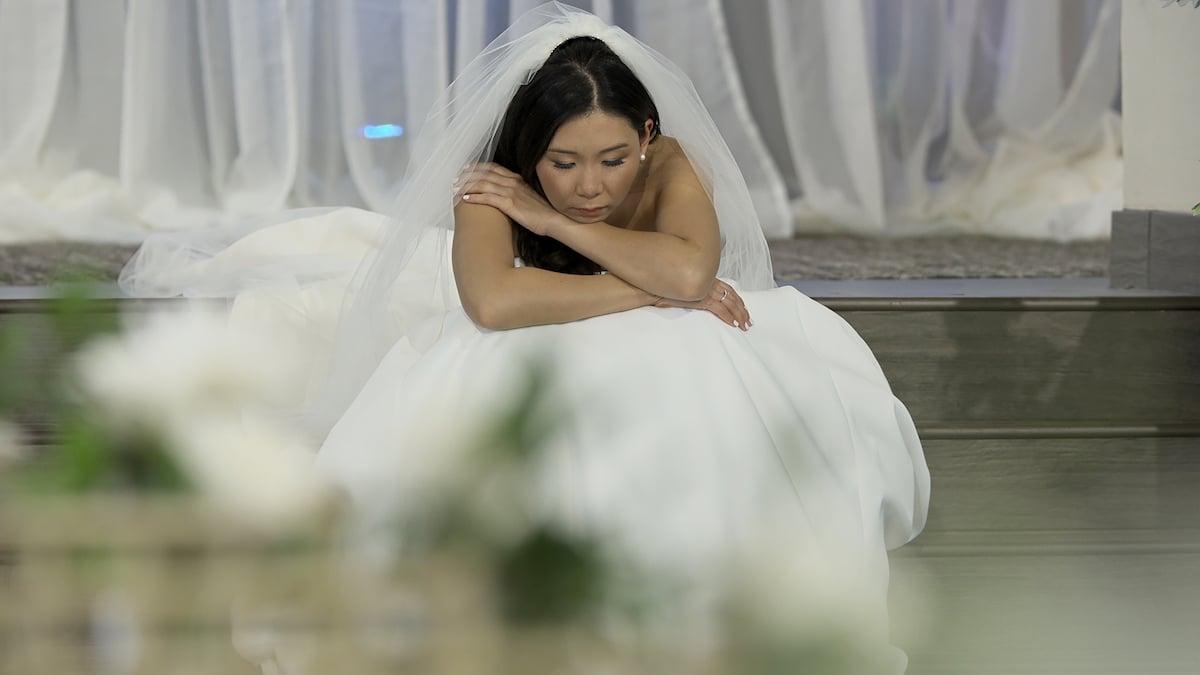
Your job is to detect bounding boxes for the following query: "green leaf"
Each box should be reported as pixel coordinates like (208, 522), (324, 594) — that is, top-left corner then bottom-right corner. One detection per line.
(62, 417), (111, 491)
(48, 282), (121, 353)
(1192, 201), (1199, 216)
(480, 358), (563, 464)
(15, 416), (110, 493)
(496, 527), (605, 624)
(0, 322), (31, 411)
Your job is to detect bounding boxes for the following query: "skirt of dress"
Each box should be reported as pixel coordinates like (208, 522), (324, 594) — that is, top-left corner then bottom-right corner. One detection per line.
(315, 281), (930, 649)
(126, 207), (929, 670)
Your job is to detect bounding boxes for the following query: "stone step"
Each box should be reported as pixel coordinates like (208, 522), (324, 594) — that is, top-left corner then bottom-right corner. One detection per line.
(11, 280), (1197, 434)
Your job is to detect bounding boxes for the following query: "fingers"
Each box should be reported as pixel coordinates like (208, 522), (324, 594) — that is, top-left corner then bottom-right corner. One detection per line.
(711, 281), (751, 331)
(456, 163), (520, 193)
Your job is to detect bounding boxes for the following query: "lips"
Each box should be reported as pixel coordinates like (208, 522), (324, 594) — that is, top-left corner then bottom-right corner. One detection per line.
(573, 206), (606, 217)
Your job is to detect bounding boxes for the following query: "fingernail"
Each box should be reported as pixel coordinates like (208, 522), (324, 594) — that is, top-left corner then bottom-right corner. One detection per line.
(463, 194), (470, 200)
(733, 320), (739, 327)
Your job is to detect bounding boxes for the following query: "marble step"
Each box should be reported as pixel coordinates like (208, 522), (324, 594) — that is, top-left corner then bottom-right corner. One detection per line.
(6, 279), (1197, 438)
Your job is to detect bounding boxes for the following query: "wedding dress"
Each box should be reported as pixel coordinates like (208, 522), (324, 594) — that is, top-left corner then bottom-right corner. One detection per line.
(120, 2), (929, 670)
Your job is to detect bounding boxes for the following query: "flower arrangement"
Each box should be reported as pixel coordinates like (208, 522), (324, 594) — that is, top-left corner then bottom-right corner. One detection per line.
(0, 287), (344, 673)
(0, 285), (911, 674)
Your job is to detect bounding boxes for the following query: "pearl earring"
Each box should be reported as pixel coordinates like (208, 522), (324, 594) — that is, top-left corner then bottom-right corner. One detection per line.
(640, 153), (646, 161)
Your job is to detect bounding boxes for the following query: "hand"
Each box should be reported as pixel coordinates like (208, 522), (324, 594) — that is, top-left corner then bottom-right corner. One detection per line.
(456, 163), (566, 236)
(655, 279), (752, 331)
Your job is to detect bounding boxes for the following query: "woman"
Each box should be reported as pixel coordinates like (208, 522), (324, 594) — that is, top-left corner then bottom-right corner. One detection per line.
(453, 35), (747, 332)
(122, 3), (928, 669)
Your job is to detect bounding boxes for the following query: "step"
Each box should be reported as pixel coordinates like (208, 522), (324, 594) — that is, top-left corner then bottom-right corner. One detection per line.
(788, 279), (1200, 433)
(785, 280), (1200, 673)
(4, 279), (1198, 436)
(3, 279), (1199, 674)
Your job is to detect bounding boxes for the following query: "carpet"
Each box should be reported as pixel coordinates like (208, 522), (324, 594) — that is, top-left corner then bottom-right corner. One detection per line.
(0, 236), (1110, 286)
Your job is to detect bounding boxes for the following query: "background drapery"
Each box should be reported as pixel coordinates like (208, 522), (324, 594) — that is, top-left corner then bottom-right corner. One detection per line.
(0, 0), (1121, 244)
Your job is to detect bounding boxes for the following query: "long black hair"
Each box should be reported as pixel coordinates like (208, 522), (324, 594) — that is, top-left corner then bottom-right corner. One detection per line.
(492, 36), (660, 275)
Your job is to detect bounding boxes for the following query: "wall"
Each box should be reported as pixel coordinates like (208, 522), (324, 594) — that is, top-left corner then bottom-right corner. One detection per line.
(1121, 0), (1200, 212)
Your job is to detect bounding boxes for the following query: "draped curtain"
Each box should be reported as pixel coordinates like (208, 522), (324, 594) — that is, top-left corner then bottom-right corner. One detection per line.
(0, 0), (1120, 244)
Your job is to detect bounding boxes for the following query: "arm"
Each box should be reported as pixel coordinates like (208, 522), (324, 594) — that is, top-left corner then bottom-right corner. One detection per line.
(459, 161), (720, 302)
(546, 179), (721, 301)
(452, 201), (660, 330)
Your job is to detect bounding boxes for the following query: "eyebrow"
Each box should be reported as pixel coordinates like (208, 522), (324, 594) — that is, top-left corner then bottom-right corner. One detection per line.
(546, 143), (630, 156)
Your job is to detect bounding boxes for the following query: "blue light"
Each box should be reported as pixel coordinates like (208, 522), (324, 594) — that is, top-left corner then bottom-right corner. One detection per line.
(362, 124), (404, 139)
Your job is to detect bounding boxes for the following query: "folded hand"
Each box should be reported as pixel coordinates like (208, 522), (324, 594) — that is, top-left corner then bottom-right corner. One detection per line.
(655, 279), (751, 331)
(456, 163), (565, 236)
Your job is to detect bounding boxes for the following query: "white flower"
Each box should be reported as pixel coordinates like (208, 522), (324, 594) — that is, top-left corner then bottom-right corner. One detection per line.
(74, 304), (307, 436)
(726, 538), (899, 671)
(169, 412), (332, 531)
(73, 304), (331, 529)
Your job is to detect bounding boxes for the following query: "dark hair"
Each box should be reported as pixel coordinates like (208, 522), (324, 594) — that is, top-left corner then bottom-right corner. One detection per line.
(493, 36), (660, 275)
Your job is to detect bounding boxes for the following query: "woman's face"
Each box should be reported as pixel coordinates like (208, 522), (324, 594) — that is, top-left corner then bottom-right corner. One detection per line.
(536, 111), (651, 224)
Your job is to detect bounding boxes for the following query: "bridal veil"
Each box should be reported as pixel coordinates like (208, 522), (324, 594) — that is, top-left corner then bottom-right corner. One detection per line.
(120, 2), (777, 435)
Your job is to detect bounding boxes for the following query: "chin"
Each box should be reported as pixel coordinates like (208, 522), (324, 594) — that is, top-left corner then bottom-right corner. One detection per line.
(562, 209), (607, 224)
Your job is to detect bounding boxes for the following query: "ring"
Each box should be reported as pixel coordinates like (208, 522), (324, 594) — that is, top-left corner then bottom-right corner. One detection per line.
(720, 289), (728, 302)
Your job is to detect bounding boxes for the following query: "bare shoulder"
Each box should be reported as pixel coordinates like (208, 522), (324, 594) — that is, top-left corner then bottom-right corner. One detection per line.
(647, 136), (706, 195)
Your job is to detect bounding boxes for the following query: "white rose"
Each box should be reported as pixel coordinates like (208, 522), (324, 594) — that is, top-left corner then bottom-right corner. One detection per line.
(169, 412), (332, 531)
(74, 304), (306, 437)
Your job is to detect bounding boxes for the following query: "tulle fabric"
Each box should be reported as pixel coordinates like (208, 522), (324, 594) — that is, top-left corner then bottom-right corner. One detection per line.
(120, 6), (930, 668)
(301, 280), (928, 673)
(122, 2), (776, 435)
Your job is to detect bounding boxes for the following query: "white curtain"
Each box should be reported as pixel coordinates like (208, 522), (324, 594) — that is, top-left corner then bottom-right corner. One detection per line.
(0, 0), (1120, 244)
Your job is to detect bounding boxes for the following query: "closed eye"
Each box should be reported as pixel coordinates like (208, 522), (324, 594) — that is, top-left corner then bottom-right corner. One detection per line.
(550, 158), (626, 170)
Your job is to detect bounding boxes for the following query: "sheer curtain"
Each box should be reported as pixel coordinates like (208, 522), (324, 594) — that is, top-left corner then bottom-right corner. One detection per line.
(0, 0), (1119, 244)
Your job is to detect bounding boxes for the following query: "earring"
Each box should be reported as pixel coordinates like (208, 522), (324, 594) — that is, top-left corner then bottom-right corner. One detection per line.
(640, 153), (646, 162)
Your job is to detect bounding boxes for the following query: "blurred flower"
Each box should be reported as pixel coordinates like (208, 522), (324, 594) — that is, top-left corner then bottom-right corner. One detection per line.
(72, 304), (330, 528)
(73, 305), (306, 438)
(727, 541), (901, 674)
(466, 462), (538, 546)
(170, 412), (332, 530)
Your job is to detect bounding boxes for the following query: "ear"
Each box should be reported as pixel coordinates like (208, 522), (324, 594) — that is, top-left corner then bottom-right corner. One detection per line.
(641, 118), (654, 151)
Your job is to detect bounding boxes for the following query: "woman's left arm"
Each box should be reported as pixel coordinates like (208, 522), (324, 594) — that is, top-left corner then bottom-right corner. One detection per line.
(548, 179), (721, 302)
(460, 163), (720, 301)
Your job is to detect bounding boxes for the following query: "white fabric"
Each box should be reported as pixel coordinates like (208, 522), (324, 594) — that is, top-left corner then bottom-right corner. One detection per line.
(0, 0), (1119, 243)
(119, 5), (929, 668)
(123, 3), (779, 435)
(314, 283), (927, 668)
(757, 0), (1122, 238)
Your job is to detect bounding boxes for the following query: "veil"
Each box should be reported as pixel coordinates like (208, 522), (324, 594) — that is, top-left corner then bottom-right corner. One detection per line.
(121, 2), (777, 436)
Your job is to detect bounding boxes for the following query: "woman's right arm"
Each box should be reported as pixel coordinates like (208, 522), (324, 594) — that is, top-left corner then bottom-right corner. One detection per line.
(452, 201), (660, 330)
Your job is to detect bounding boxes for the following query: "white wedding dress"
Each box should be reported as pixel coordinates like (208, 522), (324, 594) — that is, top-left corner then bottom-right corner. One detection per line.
(318, 250), (928, 571)
(120, 3), (929, 670)
(188, 207), (928, 670)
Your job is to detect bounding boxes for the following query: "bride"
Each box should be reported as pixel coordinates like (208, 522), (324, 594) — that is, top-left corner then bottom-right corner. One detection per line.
(122, 2), (928, 670)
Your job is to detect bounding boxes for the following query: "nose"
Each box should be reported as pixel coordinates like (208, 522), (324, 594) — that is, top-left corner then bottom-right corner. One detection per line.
(575, 167), (602, 199)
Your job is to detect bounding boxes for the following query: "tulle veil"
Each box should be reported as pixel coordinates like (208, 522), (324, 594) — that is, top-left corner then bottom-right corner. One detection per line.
(120, 2), (777, 437)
